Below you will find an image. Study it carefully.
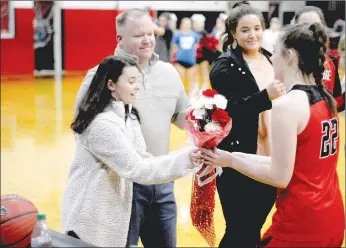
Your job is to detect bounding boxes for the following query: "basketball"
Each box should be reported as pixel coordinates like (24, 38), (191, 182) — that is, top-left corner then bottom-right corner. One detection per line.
(1, 194), (38, 247)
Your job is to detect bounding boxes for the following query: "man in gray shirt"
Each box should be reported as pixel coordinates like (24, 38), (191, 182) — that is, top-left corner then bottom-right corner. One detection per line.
(74, 8), (190, 247)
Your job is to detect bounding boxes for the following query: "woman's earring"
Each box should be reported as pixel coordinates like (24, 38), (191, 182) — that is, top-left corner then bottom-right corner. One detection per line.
(232, 40), (238, 49)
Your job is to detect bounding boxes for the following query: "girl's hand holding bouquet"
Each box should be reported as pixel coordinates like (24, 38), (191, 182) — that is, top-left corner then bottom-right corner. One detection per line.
(185, 89), (232, 246)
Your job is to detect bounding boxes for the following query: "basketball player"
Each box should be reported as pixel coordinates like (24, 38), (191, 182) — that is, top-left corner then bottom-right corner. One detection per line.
(201, 23), (345, 247)
(337, 30), (345, 112)
(294, 6), (344, 112)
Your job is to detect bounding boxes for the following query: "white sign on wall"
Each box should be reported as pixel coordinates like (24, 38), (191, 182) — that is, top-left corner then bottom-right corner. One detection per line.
(120, 1), (228, 11)
(11, 1), (306, 12)
(59, 1), (227, 11)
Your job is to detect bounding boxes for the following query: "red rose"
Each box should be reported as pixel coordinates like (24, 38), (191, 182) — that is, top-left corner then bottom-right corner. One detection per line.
(186, 109), (197, 121)
(202, 89), (218, 98)
(211, 109), (230, 127)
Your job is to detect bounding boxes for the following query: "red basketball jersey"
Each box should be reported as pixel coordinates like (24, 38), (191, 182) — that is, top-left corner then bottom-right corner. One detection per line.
(322, 54), (336, 93)
(264, 85), (345, 242)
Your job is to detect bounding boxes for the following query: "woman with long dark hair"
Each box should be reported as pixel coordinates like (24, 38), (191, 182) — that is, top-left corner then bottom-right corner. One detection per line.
(203, 22), (345, 247)
(61, 56), (202, 247)
(209, 2), (286, 247)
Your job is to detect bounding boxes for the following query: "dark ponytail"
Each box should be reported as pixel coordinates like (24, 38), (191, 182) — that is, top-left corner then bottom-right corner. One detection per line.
(309, 24), (337, 116)
(281, 23), (337, 116)
(221, 1), (265, 52)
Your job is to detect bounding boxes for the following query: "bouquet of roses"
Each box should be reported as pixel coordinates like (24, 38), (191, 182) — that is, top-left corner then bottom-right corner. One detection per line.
(185, 89), (232, 246)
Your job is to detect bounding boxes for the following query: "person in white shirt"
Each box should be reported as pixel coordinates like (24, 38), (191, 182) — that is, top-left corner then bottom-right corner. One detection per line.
(262, 17), (280, 53)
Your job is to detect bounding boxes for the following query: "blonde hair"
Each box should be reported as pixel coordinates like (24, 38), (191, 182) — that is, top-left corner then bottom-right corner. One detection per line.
(191, 14), (206, 23)
(116, 9), (148, 33)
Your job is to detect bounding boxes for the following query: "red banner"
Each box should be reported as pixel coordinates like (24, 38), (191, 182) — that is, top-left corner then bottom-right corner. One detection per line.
(1, 0), (15, 39)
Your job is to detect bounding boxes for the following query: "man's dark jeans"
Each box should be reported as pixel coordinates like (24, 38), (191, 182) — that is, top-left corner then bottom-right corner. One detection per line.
(126, 182), (177, 247)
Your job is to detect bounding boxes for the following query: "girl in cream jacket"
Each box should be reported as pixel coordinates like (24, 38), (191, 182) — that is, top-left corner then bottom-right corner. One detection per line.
(61, 56), (201, 247)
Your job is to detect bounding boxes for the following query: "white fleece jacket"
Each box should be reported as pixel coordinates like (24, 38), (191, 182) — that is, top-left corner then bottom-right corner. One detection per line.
(61, 101), (198, 247)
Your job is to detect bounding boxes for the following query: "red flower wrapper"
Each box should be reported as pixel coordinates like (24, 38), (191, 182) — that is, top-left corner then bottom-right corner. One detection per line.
(185, 90), (232, 246)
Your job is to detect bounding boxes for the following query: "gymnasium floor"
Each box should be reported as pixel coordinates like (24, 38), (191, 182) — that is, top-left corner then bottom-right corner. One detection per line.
(1, 74), (345, 247)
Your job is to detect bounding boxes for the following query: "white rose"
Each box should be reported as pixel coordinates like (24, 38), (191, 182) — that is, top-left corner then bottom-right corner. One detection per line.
(204, 122), (221, 132)
(200, 96), (214, 109)
(191, 98), (204, 109)
(214, 94), (227, 109)
(193, 108), (205, 119)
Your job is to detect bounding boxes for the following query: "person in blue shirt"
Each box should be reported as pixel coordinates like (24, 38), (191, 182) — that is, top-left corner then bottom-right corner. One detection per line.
(172, 17), (199, 98)
(192, 14), (209, 94)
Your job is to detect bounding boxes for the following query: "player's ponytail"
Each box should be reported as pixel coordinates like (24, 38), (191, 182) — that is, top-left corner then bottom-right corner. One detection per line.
(310, 24), (337, 116)
(280, 22), (337, 116)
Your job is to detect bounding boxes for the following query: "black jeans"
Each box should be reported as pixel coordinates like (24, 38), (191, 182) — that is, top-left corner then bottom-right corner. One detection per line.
(216, 168), (277, 248)
(126, 182), (177, 248)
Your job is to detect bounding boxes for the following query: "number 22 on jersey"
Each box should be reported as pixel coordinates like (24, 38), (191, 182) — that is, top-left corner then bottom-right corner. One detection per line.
(320, 117), (339, 159)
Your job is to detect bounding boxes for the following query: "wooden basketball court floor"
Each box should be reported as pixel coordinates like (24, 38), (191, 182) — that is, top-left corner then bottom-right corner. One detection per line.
(1, 74), (345, 247)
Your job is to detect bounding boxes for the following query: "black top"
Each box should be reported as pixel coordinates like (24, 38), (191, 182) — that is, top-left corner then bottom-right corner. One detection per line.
(290, 84), (325, 106)
(209, 48), (273, 154)
(163, 28), (173, 51)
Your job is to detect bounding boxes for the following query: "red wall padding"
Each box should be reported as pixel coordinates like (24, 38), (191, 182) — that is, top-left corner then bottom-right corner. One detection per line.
(64, 9), (120, 71)
(1, 9), (121, 75)
(1, 9), (34, 75)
